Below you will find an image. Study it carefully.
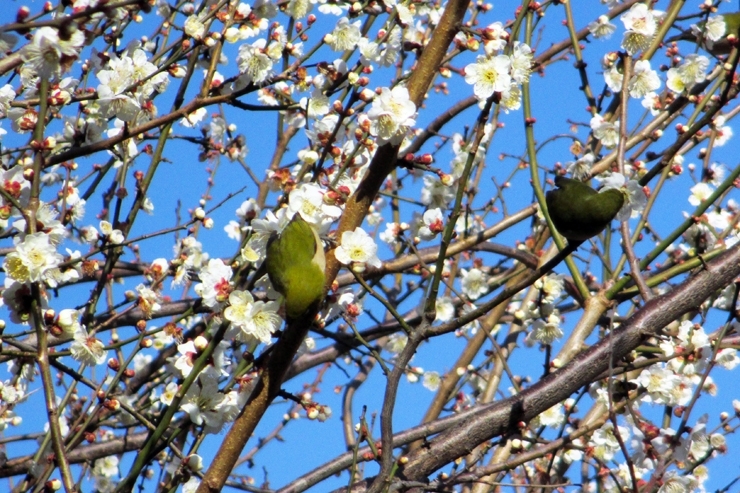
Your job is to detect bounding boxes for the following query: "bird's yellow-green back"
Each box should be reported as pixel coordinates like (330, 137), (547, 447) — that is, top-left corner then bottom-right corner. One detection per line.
(265, 214), (326, 320)
(545, 176), (625, 242)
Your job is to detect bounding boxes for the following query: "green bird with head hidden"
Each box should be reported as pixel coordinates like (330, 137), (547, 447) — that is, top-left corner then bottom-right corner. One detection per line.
(265, 214), (326, 320)
(545, 176), (626, 242)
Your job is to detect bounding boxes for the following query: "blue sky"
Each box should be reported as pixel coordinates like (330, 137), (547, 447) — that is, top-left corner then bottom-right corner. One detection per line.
(1, 0), (740, 491)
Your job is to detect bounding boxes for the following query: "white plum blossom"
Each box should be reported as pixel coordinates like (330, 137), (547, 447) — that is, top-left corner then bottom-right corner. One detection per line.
(22, 26), (85, 78)
(422, 371), (441, 391)
(286, 0), (312, 19)
(658, 472), (697, 493)
(566, 153), (595, 180)
(620, 3), (658, 54)
(180, 369), (228, 434)
(253, 0), (278, 19)
(0, 381), (21, 404)
(706, 209), (731, 230)
(590, 114), (620, 149)
(184, 14), (206, 40)
(300, 89), (330, 119)
(70, 327), (108, 366)
(324, 287), (361, 321)
(93, 455), (119, 479)
(0, 84), (16, 117)
(628, 60), (660, 99)
(421, 175), (454, 208)
(693, 15), (726, 45)
(180, 107), (207, 128)
(130, 48), (169, 94)
(667, 55), (709, 94)
(236, 198), (261, 221)
(464, 55), (512, 100)
(172, 236), (208, 287)
(366, 86), (417, 145)
(482, 22), (508, 54)
(105, 118), (140, 162)
(713, 117), (733, 147)
(635, 365), (677, 405)
(194, 258), (233, 308)
(99, 220), (125, 245)
(661, 321), (711, 377)
(716, 348), (740, 370)
(57, 309), (82, 335)
(224, 290), (282, 344)
(0, 165), (30, 211)
(358, 38), (382, 67)
(242, 210), (284, 262)
(509, 42), (533, 83)
(4, 233), (63, 284)
(13, 202), (66, 245)
(537, 403), (565, 428)
(534, 274), (564, 304)
(379, 222), (404, 245)
(335, 227), (382, 272)
(288, 183), (342, 228)
(591, 421), (630, 461)
(266, 26), (288, 60)
(96, 50), (167, 122)
(303, 112), (339, 143)
(135, 284), (162, 318)
(706, 162), (726, 187)
(182, 477), (201, 493)
(499, 82), (522, 112)
(394, 3), (414, 25)
(666, 68), (687, 94)
(159, 382), (180, 406)
(434, 296), (454, 323)
(460, 268), (488, 300)
(173, 340), (199, 378)
(237, 39), (274, 85)
(8, 107), (38, 134)
(368, 28), (402, 68)
(418, 208), (444, 241)
(620, 3), (657, 35)
(599, 173), (648, 220)
(325, 17), (361, 51)
(689, 182), (714, 206)
(149, 258), (169, 279)
(43, 248), (82, 289)
(524, 313), (564, 347)
(588, 15), (616, 39)
(225, 220), (242, 241)
(316, 0), (345, 15)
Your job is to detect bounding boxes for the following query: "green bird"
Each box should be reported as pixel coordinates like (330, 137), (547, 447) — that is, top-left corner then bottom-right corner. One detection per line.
(545, 176), (626, 242)
(666, 12), (740, 55)
(265, 214), (326, 320)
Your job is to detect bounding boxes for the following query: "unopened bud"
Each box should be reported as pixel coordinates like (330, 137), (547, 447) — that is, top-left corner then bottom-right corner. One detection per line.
(45, 479), (62, 491)
(105, 398), (120, 411)
(16, 6), (30, 22)
(194, 335), (209, 352)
